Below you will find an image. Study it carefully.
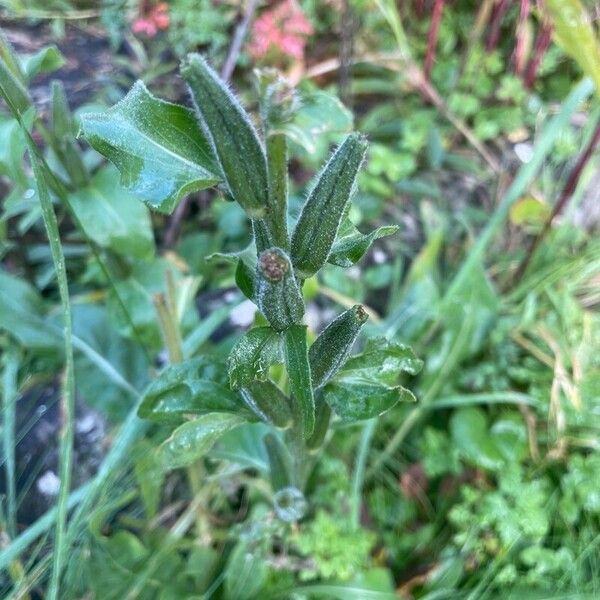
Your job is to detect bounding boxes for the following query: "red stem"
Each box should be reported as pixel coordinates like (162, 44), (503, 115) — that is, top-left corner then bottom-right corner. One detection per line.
(424, 0), (445, 80)
(514, 120), (600, 282)
(523, 22), (552, 89)
(513, 0), (530, 75)
(415, 0), (426, 20)
(486, 0), (513, 52)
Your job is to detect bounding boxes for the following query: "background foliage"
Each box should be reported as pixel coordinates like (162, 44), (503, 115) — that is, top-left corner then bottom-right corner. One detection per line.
(1, 0), (600, 598)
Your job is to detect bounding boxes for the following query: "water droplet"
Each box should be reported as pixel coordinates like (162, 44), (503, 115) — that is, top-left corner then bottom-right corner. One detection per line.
(273, 486), (307, 522)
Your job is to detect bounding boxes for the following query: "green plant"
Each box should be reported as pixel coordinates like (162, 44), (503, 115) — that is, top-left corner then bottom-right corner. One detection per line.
(79, 54), (421, 506)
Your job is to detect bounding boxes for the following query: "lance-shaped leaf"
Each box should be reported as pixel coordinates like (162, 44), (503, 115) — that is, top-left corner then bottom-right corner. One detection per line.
(264, 433), (293, 490)
(328, 218), (399, 267)
(138, 357), (250, 422)
(309, 304), (369, 389)
(159, 413), (245, 470)
(323, 337), (422, 421)
(227, 326), (284, 389)
(285, 325), (315, 438)
(291, 133), (368, 278)
(182, 54), (269, 218)
(80, 81), (220, 214)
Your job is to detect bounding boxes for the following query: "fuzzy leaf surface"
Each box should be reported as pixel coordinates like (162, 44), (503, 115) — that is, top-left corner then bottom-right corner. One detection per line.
(138, 357), (249, 422)
(182, 54), (268, 217)
(285, 325), (315, 438)
(328, 219), (399, 267)
(323, 337), (422, 421)
(228, 327), (284, 390)
(80, 81), (220, 214)
(159, 413), (246, 470)
(68, 165), (155, 259)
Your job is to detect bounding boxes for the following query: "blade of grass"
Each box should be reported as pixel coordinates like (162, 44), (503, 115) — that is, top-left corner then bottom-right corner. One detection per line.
(515, 115), (600, 281)
(0, 484), (89, 573)
(444, 77), (595, 305)
(350, 418), (376, 529)
(2, 347), (19, 539)
(25, 138), (75, 600)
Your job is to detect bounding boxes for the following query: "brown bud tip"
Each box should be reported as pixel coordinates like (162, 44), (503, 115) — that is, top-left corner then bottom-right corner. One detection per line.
(259, 248), (289, 282)
(354, 304), (369, 323)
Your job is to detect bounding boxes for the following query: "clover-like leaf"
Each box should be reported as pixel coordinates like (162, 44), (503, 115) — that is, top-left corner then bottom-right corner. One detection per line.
(80, 81), (220, 214)
(323, 337), (422, 421)
(227, 327), (284, 390)
(138, 357), (250, 422)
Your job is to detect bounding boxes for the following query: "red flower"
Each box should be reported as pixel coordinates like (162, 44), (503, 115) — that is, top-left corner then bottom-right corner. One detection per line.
(132, 2), (170, 38)
(248, 0), (313, 62)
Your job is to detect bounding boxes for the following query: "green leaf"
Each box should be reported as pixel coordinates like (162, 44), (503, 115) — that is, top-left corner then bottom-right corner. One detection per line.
(0, 268), (59, 348)
(328, 219), (398, 267)
(227, 327), (284, 389)
(449, 407), (506, 471)
(264, 432), (292, 490)
(309, 304), (369, 389)
(224, 539), (268, 600)
(0, 52), (32, 116)
(291, 134), (368, 278)
(22, 46), (65, 81)
(324, 379), (414, 421)
(158, 413), (245, 469)
(278, 89), (353, 154)
(206, 246), (256, 300)
(138, 357), (249, 422)
(340, 337), (423, 383)
(544, 0), (600, 95)
(284, 325), (315, 438)
(181, 54), (269, 218)
(323, 337), (422, 421)
(240, 380), (293, 429)
(80, 81), (220, 214)
(68, 165), (155, 260)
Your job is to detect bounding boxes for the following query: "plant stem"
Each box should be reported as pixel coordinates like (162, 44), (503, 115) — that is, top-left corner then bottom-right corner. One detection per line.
(486, 0), (512, 52)
(266, 133), (290, 249)
(2, 347), (19, 540)
(25, 140), (75, 600)
(424, 0), (445, 80)
(513, 0), (530, 75)
(515, 117), (600, 281)
(154, 292), (184, 364)
(524, 21), (552, 89)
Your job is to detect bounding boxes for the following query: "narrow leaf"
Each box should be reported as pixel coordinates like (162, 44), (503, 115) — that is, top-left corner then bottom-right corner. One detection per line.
(291, 133), (368, 278)
(284, 325), (315, 438)
(80, 81), (220, 214)
(241, 380), (293, 429)
(544, 0), (600, 94)
(324, 380), (415, 421)
(309, 304), (369, 389)
(182, 54), (269, 218)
